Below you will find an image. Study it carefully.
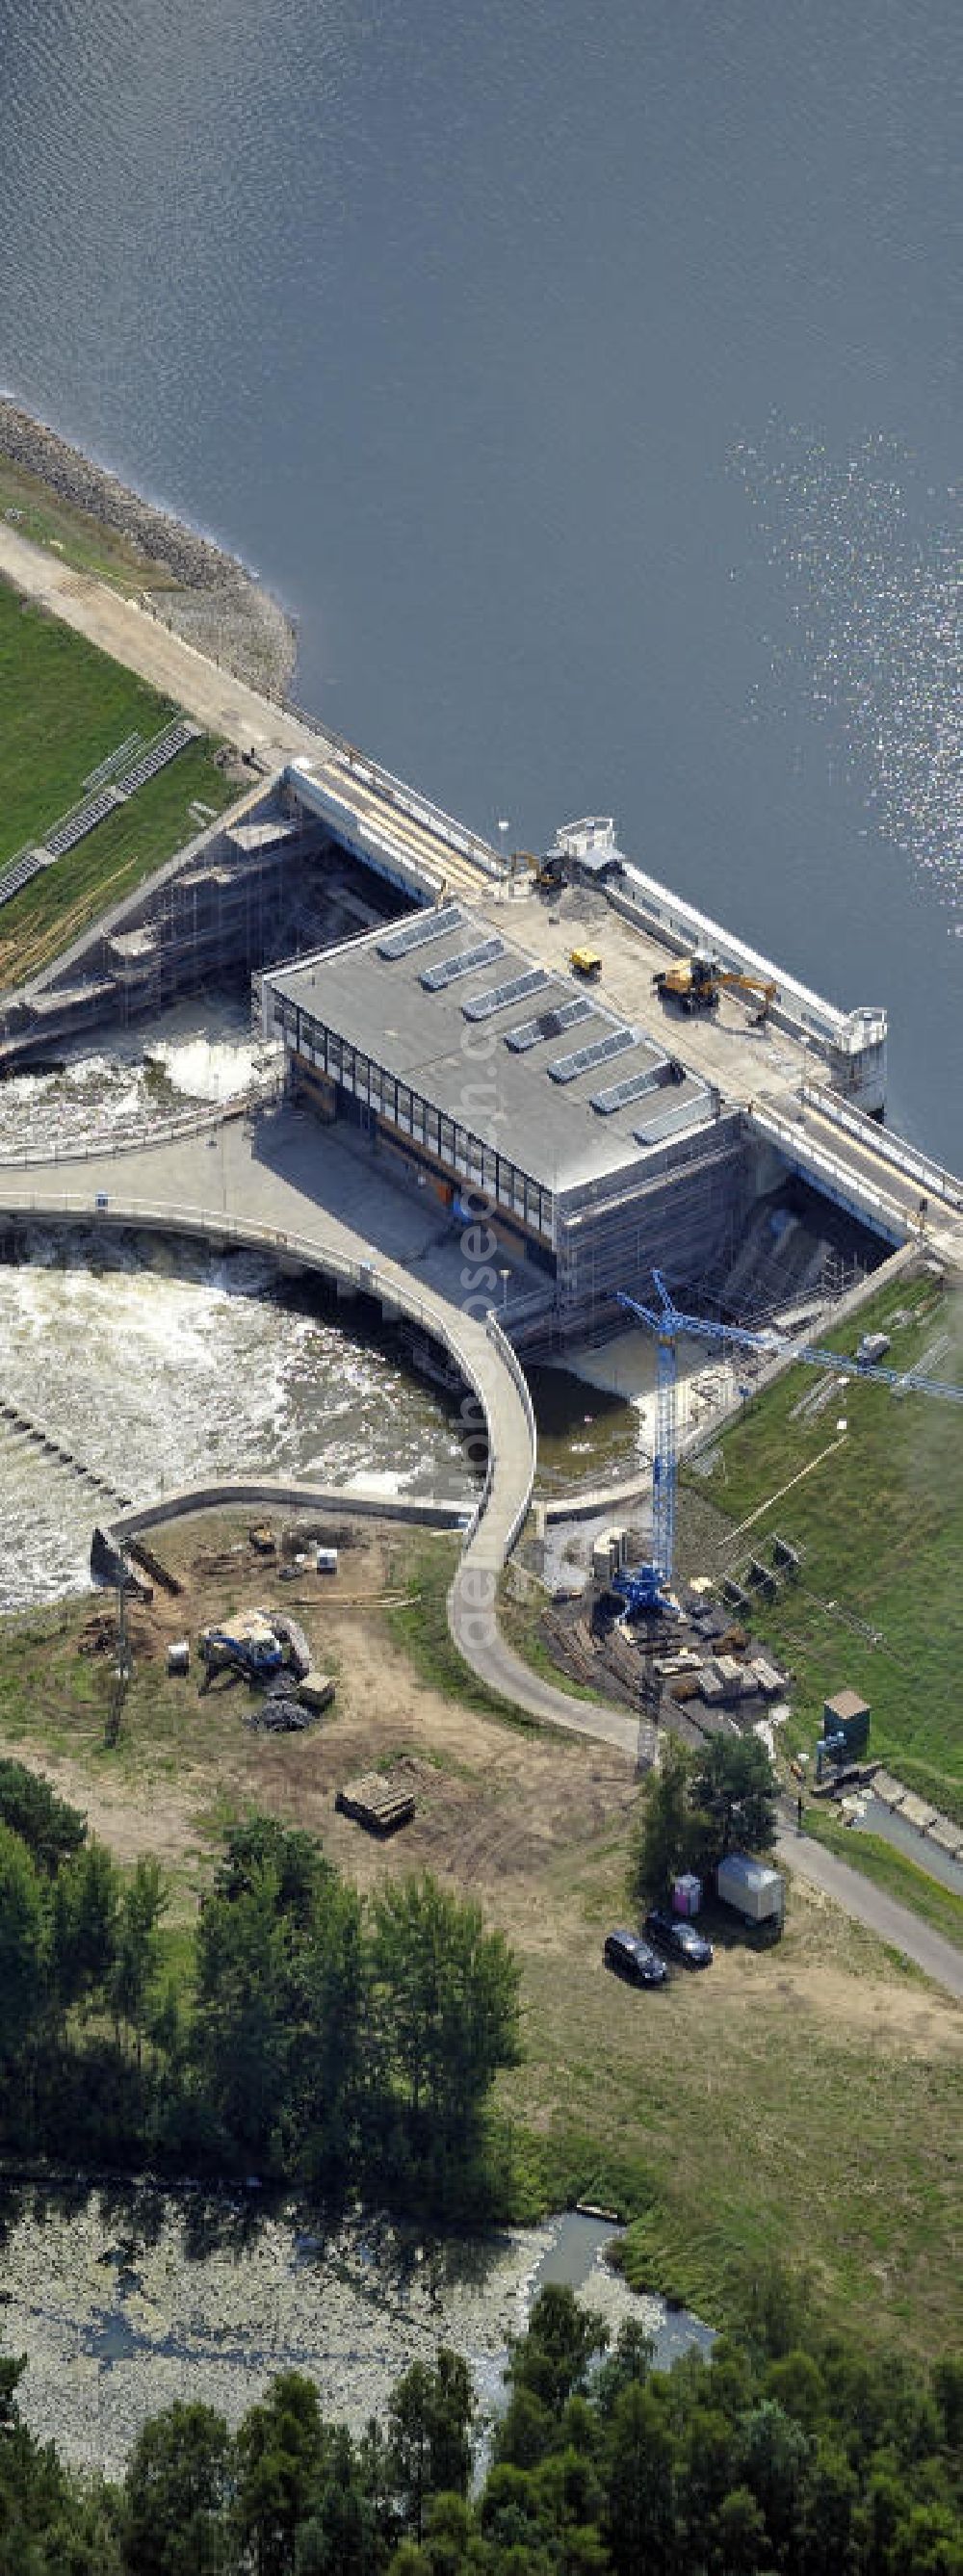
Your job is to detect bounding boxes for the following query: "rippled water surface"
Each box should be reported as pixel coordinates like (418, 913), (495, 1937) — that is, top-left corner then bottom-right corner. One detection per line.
(0, 0), (959, 1157)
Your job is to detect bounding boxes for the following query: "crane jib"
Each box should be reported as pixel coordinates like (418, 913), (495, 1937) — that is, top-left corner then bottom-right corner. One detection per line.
(612, 1278), (962, 1590)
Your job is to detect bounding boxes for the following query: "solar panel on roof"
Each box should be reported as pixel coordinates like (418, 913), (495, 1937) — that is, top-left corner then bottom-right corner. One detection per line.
(504, 996), (595, 1053)
(590, 1063), (666, 1115)
(549, 1028), (637, 1085)
(420, 937), (505, 991)
(634, 1083), (707, 1147)
(377, 904), (462, 959)
(462, 967), (549, 1022)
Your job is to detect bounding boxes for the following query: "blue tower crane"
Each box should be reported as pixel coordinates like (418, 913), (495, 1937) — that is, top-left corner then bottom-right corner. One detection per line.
(611, 1269), (963, 1613)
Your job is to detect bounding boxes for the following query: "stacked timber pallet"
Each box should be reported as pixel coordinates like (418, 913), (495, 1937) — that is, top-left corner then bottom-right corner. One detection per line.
(335, 1772), (416, 1835)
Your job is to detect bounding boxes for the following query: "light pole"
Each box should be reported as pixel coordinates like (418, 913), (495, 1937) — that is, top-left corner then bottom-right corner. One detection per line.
(497, 818), (510, 876)
(499, 1266), (510, 1316)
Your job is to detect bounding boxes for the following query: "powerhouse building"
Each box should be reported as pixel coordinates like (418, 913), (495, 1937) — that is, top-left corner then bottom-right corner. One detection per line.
(262, 904), (763, 1327)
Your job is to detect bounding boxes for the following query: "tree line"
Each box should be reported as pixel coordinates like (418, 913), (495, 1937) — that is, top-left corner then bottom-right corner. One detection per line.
(0, 2277), (959, 2574)
(0, 1763), (520, 2213)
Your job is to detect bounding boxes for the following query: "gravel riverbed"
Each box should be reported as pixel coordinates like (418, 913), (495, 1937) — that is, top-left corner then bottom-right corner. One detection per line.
(0, 2190), (675, 2480)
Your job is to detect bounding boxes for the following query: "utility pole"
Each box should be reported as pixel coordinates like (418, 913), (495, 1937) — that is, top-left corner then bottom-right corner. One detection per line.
(105, 1574), (133, 1749)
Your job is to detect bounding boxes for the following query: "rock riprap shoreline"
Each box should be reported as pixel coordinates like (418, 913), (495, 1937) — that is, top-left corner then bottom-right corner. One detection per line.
(0, 2190), (668, 2479)
(0, 399), (297, 697)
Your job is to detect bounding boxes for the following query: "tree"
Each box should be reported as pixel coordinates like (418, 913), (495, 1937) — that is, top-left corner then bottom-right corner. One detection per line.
(214, 1819), (330, 1926)
(109, 1858), (169, 2065)
(594, 2320), (654, 2418)
(738, 2399), (811, 2562)
(388, 2352), (476, 2541)
(286, 1871), (364, 2189)
(0, 1823), (48, 2072)
(51, 1838), (119, 2019)
(369, 1876), (521, 2199)
(292, 2425), (384, 2576)
(690, 1735), (776, 1867)
(235, 2372), (327, 2576)
(0, 1761), (86, 1876)
(506, 2289), (609, 2422)
(603, 2381), (677, 2576)
(192, 1857), (293, 2162)
(712, 2484), (768, 2575)
(122, 2401), (234, 2576)
(629, 1738), (698, 1906)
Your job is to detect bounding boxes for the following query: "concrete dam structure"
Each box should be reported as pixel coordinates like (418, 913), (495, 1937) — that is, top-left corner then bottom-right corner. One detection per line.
(2, 722), (960, 1347)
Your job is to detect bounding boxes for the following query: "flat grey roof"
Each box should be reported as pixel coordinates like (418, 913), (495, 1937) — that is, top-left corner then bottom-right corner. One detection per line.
(268, 913), (713, 1194)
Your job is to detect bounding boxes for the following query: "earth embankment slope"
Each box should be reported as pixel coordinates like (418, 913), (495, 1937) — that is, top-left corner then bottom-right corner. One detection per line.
(0, 401), (296, 695)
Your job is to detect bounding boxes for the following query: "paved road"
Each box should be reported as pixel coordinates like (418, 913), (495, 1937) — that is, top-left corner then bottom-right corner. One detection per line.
(775, 1825), (963, 2000)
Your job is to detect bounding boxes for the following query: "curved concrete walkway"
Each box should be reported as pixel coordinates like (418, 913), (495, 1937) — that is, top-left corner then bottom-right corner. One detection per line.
(2, 1120), (959, 1986)
(0, 1114), (641, 1754)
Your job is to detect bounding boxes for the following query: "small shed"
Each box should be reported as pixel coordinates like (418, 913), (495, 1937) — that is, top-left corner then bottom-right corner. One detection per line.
(716, 1852), (785, 1926)
(823, 1688), (871, 1756)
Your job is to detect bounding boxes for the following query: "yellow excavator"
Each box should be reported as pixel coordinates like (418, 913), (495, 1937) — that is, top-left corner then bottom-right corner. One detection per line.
(653, 953), (778, 1022)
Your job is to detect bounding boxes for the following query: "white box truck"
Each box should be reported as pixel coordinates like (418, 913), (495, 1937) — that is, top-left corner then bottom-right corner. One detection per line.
(716, 1852), (785, 1935)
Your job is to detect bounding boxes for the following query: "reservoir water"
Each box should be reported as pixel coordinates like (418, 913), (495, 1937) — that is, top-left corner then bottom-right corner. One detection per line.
(0, 0), (959, 1161)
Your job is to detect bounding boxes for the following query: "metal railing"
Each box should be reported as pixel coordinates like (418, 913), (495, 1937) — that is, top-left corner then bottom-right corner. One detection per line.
(284, 705), (506, 881)
(485, 1312), (537, 1552)
(801, 1082), (963, 1213)
(748, 1102), (912, 1243)
(0, 1078), (283, 1170)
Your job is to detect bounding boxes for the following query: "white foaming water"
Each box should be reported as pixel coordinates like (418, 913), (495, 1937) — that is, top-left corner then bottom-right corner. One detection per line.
(0, 998), (257, 1159)
(0, 1229), (474, 1611)
(144, 1029), (258, 1103)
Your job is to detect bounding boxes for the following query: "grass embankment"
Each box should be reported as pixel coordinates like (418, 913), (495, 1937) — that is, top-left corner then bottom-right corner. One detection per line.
(0, 1512), (958, 2359)
(382, 1538), (542, 1731)
(679, 1269), (963, 1830)
(497, 1564), (611, 1706)
(0, 583), (238, 983)
(0, 456), (180, 592)
(504, 1912), (961, 2349)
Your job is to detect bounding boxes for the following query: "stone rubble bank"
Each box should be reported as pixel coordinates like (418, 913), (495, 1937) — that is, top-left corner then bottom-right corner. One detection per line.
(0, 2192), (666, 2481)
(0, 400), (297, 697)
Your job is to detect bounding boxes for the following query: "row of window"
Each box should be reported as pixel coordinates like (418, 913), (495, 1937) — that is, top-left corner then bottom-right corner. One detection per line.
(271, 996), (554, 1241)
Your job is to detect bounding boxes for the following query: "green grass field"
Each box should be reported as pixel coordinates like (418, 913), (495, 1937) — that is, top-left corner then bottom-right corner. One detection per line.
(499, 1846), (962, 2355)
(0, 581), (238, 980)
(679, 1269), (963, 1824)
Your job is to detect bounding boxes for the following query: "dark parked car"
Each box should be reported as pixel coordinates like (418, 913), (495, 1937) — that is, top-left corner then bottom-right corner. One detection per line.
(604, 1929), (668, 1988)
(644, 1907), (714, 1968)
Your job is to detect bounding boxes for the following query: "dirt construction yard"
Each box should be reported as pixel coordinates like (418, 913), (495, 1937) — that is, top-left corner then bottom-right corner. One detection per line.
(0, 1507), (959, 2355)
